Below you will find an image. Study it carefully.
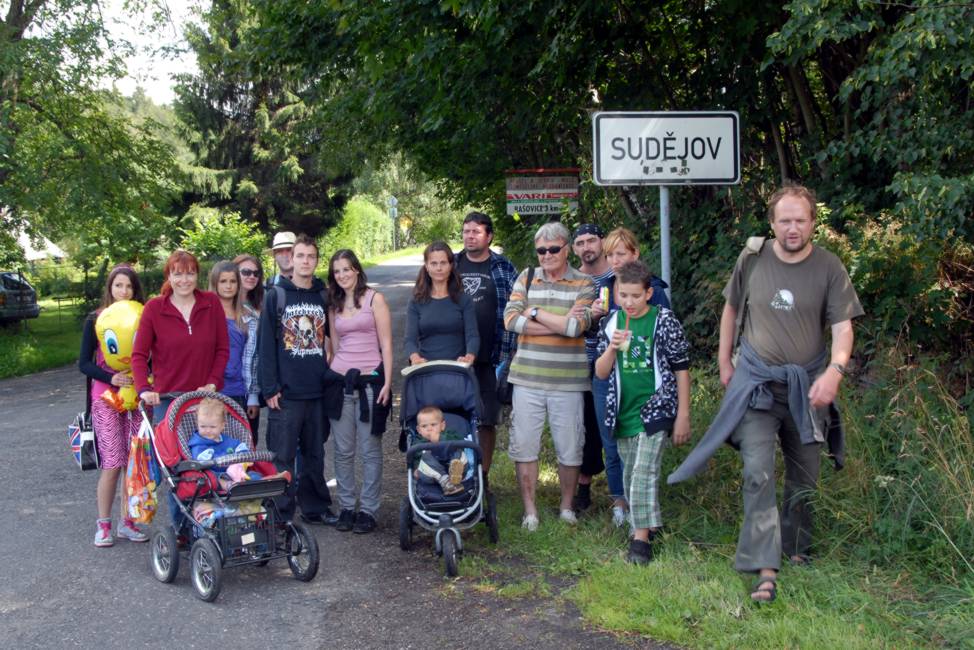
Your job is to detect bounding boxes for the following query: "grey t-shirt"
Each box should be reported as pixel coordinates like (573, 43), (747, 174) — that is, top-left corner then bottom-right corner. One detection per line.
(724, 242), (864, 366)
(404, 294), (480, 362)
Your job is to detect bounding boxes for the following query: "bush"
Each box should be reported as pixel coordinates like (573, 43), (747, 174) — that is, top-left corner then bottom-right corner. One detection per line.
(319, 197), (393, 260)
(179, 206), (266, 261)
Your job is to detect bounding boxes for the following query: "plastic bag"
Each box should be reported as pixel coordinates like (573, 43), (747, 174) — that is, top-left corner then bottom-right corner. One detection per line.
(125, 417), (160, 523)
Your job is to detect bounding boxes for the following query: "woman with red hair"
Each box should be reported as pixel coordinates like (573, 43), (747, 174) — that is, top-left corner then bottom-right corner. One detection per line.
(132, 250), (229, 425)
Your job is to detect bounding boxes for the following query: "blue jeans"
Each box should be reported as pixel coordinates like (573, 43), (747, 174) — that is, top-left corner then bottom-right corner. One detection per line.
(592, 376), (625, 501)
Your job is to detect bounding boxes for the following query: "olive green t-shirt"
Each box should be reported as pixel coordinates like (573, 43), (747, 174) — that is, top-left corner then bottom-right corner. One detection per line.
(723, 242), (864, 366)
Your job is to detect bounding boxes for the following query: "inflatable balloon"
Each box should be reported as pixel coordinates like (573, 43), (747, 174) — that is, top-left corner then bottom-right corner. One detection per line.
(95, 300), (144, 412)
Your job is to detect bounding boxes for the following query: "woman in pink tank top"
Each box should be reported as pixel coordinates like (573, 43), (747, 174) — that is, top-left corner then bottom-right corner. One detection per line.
(325, 249), (394, 533)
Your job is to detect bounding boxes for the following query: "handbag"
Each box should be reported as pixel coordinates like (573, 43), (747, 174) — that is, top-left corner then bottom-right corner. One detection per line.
(497, 266), (535, 405)
(68, 377), (99, 471)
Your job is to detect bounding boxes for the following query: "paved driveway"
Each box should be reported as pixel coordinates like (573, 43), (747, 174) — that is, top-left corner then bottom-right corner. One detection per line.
(0, 254), (636, 649)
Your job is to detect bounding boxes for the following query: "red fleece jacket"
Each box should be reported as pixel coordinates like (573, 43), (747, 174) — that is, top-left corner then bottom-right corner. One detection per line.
(132, 290), (229, 395)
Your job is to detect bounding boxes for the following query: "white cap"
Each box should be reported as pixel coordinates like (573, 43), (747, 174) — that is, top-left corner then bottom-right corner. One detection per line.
(270, 231), (296, 251)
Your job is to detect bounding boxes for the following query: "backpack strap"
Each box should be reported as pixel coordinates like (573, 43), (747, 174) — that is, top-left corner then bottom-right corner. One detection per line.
(733, 236), (767, 352)
(525, 266), (535, 301)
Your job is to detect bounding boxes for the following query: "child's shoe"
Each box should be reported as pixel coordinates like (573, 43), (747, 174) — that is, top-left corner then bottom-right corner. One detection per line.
(448, 457), (466, 486)
(94, 518), (114, 547)
(627, 539), (653, 565)
(438, 475), (464, 496)
(117, 518), (148, 543)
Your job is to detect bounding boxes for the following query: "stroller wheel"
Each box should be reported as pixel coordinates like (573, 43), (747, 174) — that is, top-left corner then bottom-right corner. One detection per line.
(398, 496), (414, 551)
(485, 492), (500, 544)
(190, 538), (223, 602)
(286, 522), (319, 582)
(150, 527), (180, 583)
(441, 531), (459, 577)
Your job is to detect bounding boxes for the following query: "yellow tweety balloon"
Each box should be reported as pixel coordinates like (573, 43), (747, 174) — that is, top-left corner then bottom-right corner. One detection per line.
(95, 300), (144, 412)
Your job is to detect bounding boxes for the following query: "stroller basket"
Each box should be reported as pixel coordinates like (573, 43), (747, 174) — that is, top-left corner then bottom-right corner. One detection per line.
(219, 510), (275, 559)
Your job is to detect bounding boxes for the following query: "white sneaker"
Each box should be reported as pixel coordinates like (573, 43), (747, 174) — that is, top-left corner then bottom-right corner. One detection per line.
(117, 520), (148, 543)
(521, 514), (539, 532)
(559, 509), (578, 525)
(612, 505), (628, 528)
(94, 520), (113, 547)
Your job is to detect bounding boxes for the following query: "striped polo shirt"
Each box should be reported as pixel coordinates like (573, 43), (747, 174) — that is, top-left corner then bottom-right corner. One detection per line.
(503, 265), (596, 391)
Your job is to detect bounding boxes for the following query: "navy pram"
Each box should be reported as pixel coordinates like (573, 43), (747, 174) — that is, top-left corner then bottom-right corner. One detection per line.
(397, 361), (499, 576)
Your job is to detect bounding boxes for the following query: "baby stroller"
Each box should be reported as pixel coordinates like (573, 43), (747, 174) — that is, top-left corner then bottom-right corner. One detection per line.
(398, 361), (499, 576)
(139, 391), (319, 601)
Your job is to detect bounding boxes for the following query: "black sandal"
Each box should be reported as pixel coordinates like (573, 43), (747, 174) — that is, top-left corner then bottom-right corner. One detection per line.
(751, 576), (777, 603)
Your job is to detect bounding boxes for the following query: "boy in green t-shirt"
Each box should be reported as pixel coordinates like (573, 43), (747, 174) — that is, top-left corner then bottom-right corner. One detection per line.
(595, 261), (691, 564)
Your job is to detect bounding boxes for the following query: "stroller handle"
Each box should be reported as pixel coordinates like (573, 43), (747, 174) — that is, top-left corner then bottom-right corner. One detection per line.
(405, 440), (483, 466)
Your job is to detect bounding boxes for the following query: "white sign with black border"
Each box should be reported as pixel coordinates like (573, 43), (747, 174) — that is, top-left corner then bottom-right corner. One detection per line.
(592, 111), (740, 185)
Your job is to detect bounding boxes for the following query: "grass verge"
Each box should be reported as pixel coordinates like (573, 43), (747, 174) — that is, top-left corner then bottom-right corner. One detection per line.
(0, 298), (83, 379)
(453, 363), (974, 649)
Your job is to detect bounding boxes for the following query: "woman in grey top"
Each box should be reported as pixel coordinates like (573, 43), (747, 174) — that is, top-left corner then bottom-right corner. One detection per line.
(405, 241), (479, 364)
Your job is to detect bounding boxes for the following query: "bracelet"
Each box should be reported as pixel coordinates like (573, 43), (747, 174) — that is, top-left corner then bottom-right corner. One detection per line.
(829, 362), (847, 376)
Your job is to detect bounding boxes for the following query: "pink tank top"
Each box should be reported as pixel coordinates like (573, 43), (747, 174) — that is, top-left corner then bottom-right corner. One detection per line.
(330, 289), (382, 375)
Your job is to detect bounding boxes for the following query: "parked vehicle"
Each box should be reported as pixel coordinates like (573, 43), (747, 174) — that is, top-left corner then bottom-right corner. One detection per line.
(0, 271), (41, 323)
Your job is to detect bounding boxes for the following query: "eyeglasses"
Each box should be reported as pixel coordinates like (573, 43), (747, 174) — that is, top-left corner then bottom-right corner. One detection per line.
(239, 268), (261, 278)
(536, 245), (565, 256)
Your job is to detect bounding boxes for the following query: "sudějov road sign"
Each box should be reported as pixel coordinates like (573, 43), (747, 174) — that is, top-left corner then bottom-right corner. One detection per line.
(592, 111), (740, 185)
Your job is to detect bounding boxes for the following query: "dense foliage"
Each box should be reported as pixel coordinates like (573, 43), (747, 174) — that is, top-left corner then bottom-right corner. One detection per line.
(248, 0), (973, 365)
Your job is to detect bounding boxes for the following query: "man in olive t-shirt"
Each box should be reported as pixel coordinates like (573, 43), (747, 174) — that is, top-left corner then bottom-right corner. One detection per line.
(717, 184), (864, 604)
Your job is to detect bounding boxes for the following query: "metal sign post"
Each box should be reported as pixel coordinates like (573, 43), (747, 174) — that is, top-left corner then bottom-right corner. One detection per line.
(387, 195), (398, 250)
(592, 111), (740, 303)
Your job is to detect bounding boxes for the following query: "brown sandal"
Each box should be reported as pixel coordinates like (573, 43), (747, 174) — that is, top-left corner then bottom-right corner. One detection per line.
(751, 576), (777, 603)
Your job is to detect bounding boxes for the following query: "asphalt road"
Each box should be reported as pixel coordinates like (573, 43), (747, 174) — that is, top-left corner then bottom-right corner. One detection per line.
(0, 254), (638, 650)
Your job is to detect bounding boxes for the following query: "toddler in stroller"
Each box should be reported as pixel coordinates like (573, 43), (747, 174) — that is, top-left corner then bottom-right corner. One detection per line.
(143, 391), (319, 601)
(397, 361), (499, 576)
(412, 405), (473, 497)
(188, 397), (289, 488)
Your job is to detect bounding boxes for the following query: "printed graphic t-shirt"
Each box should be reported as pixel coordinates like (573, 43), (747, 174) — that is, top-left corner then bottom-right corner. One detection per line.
(455, 256), (496, 364)
(616, 307), (657, 438)
(723, 242), (864, 366)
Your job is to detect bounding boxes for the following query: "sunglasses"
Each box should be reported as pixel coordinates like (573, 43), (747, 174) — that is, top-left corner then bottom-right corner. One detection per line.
(535, 245), (565, 256)
(239, 268), (261, 278)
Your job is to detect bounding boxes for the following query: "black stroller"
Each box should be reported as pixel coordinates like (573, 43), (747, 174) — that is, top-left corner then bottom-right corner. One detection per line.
(397, 361), (499, 576)
(140, 391), (319, 601)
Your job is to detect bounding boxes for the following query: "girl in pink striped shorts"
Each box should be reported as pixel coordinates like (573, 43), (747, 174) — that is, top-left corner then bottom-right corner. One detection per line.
(78, 266), (150, 547)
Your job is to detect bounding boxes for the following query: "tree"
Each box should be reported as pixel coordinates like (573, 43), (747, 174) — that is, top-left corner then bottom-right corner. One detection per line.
(1, 0), (179, 262)
(172, 0), (354, 237)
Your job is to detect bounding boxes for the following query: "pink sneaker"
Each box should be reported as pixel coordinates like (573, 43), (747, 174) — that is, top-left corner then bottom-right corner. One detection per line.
(117, 518), (148, 543)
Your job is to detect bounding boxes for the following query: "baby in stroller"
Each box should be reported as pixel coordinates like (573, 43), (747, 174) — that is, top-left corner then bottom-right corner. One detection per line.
(412, 406), (473, 497)
(188, 398), (288, 488)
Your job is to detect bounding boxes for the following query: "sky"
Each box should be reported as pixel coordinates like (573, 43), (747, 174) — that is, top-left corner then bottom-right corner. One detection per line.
(103, 0), (200, 105)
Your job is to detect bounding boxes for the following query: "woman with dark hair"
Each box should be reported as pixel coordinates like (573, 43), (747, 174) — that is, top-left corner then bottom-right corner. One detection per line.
(132, 249), (229, 425)
(209, 261), (248, 410)
(232, 253), (264, 439)
(404, 241), (479, 365)
(324, 249), (393, 533)
(79, 265), (149, 547)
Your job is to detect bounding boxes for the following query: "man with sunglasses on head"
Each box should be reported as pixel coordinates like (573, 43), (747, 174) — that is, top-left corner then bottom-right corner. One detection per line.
(454, 212), (518, 488)
(504, 221), (596, 531)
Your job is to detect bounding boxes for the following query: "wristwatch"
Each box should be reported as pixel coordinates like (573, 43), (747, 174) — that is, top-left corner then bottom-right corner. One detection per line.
(829, 362), (847, 376)
(529, 307), (539, 321)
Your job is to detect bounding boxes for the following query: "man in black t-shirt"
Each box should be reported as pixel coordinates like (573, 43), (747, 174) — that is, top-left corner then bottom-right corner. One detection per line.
(455, 212), (518, 483)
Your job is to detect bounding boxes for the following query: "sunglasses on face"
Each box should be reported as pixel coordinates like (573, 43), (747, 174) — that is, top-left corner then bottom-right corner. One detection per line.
(239, 268), (261, 278)
(536, 245), (565, 256)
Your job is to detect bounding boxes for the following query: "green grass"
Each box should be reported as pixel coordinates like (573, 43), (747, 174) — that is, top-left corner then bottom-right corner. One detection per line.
(0, 298), (83, 379)
(458, 378), (974, 649)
